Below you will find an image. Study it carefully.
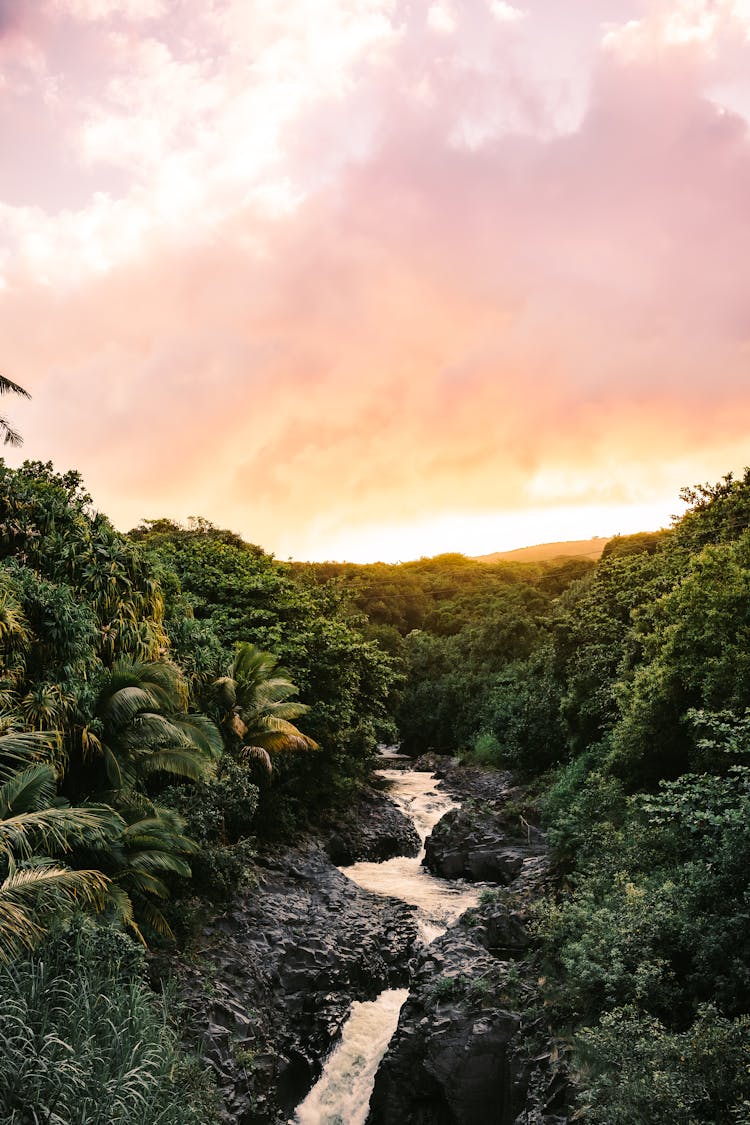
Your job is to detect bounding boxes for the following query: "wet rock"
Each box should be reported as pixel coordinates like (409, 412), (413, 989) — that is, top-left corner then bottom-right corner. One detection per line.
(167, 841), (419, 1125)
(367, 898), (570, 1125)
(423, 805), (545, 885)
(410, 754), (513, 804)
(325, 785), (421, 864)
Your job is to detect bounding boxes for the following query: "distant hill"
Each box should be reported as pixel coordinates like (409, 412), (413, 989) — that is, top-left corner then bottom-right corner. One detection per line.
(474, 537), (608, 564)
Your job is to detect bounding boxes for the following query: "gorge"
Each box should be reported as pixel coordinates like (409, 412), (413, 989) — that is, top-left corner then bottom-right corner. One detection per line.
(175, 751), (567, 1125)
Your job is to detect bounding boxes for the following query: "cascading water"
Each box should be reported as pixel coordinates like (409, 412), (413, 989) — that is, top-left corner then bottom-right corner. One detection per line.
(291, 761), (481, 1125)
(292, 989), (409, 1125)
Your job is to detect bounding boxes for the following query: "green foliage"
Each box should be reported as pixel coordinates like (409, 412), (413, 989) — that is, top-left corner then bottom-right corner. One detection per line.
(161, 760), (259, 902)
(132, 518), (399, 820)
(215, 642), (316, 773)
(0, 917), (218, 1124)
(600, 529), (671, 560)
(609, 532), (750, 786)
(471, 730), (503, 766)
(0, 461), (167, 666)
(554, 549), (676, 757)
(674, 469), (750, 553)
(542, 752), (626, 866)
(86, 657), (222, 796)
(396, 585), (555, 755)
(162, 758), (260, 847)
(575, 1006), (750, 1124)
(292, 552), (594, 638)
(475, 648), (566, 774)
(0, 731), (123, 961)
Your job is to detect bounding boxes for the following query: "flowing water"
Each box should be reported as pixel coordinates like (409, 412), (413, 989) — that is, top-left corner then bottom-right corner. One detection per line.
(291, 763), (481, 1125)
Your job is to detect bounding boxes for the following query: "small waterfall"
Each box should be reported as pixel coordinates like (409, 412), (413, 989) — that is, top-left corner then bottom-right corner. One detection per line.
(292, 989), (408, 1125)
(290, 763), (480, 1124)
(342, 769), (480, 942)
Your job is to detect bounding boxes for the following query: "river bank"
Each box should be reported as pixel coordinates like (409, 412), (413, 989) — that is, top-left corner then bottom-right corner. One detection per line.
(168, 755), (569, 1124)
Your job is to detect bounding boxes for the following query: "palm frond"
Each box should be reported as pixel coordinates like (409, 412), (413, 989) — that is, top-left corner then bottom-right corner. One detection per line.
(119, 869), (170, 899)
(0, 419), (23, 447)
(99, 685), (161, 729)
(0, 764), (57, 816)
(170, 713), (223, 758)
(254, 679), (303, 706)
(129, 894), (174, 939)
(248, 716), (318, 752)
(1, 863), (109, 908)
(125, 850), (192, 878)
(0, 376), (30, 399)
(0, 865), (110, 963)
(112, 659), (186, 710)
(0, 899), (43, 960)
(120, 711), (182, 749)
(0, 804), (123, 860)
(213, 676), (237, 711)
(102, 742), (129, 790)
(240, 745), (273, 774)
(103, 882), (145, 945)
(139, 747), (210, 781)
(0, 730), (55, 783)
(257, 700), (310, 722)
(216, 642), (315, 761)
(121, 808), (197, 854)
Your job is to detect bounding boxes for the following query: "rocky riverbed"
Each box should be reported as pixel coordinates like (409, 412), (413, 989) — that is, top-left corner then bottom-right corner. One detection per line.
(169, 760), (568, 1124)
(367, 769), (570, 1125)
(171, 837), (419, 1124)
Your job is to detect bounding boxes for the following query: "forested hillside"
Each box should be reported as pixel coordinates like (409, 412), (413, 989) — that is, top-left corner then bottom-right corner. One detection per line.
(0, 460), (397, 1121)
(3, 455), (750, 1122)
(311, 476), (750, 1122)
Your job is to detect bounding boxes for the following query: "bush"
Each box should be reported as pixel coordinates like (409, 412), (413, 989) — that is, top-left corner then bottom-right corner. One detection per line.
(162, 759), (260, 846)
(575, 1005), (750, 1124)
(471, 730), (503, 766)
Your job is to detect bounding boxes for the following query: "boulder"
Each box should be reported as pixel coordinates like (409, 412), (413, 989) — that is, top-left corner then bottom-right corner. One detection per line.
(367, 897), (570, 1125)
(325, 785), (421, 865)
(423, 806), (544, 885)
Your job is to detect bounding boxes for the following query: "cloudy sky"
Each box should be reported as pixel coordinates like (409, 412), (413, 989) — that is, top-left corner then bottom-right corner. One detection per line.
(1, 0), (749, 560)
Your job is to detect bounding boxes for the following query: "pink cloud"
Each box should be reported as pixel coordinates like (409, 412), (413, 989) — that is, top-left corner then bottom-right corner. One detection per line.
(1, 1), (750, 557)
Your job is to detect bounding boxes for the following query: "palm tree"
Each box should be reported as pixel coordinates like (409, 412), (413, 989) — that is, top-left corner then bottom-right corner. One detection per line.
(0, 376), (30, 447)
(214, 643), (317, 773)
(90, 659), (222, 794)
(0, 731), (121, 961)
(106, 803), (198, 940)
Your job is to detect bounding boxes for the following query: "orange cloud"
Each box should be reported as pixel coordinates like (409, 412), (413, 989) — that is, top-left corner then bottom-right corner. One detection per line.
(1, 1), (750, 559)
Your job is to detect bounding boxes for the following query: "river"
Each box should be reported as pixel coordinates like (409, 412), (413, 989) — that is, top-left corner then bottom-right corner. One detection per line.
(291, 759), (481, 1125)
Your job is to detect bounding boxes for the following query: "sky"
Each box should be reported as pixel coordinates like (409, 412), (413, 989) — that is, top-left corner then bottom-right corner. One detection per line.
(1, 0), (749, 561)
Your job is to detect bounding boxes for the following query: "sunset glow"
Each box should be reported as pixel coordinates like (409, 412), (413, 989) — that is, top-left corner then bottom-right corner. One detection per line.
(2, 0), (750, 560)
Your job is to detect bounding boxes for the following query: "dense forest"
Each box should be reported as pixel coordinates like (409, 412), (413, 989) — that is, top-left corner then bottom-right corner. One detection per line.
(296, 485), (750, 1122)
(1, 448), (750, 1121)
(0, 459), (397, 1120)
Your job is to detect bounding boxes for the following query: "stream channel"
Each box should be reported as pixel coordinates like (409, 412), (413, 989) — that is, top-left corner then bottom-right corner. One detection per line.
(291, 752), (482, 1125)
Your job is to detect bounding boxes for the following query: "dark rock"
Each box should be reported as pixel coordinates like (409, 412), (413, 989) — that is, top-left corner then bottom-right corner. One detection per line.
(423, 806), (545, 885)
(474, 901), (531, 958)
(325, 784), (421, 864)
(166, 841), (419, 1125)
(367, 905), (520, 1124)
(410, 755), (513, 804)
(367, 896), (570, 1125)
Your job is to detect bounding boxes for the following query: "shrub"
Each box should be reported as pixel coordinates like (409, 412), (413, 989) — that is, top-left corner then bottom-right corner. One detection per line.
(575, 1005), (750, 1124)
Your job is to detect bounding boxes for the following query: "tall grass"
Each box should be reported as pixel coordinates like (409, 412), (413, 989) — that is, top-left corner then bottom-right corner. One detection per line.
(0, 919), (217, 1124)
